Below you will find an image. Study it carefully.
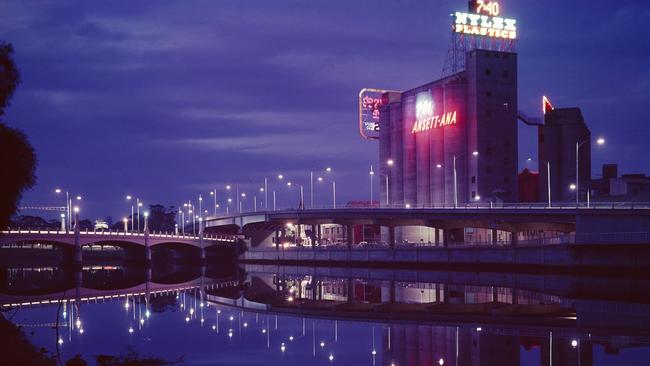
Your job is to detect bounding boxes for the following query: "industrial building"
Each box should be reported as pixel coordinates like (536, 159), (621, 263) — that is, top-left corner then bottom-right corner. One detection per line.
(378, 49), (518, 208)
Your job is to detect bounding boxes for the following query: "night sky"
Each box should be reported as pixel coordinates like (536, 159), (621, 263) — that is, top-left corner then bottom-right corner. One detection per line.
(2, 0), (649, 220)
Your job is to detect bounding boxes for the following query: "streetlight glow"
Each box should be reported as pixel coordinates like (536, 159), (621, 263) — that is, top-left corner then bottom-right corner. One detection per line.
(387, 159), (394, 166)
(569, 184), (576, 190)
(596, 137), (605, 145)
(55, 188), (62, 194)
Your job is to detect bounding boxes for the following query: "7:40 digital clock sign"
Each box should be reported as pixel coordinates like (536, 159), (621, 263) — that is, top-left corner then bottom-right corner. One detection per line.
(454, 0), (517, 40)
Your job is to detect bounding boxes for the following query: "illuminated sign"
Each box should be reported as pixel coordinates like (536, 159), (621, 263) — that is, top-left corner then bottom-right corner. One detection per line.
(359, 88), (387, 140)
(542, 95), (554, 114)
(454, 1), (517, 40)
(411, 92), (457, 134)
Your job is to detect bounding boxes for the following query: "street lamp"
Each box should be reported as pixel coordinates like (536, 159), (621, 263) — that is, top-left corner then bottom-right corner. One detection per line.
(240, 192), (246, 213)
(576, 137), (605, 204)
(369, 165), (374, 205)
(453, 151), (479, 208)
(286, 182), (304, 210)
(137, 200), (143, 232)
(123, 218), (128, 233)
(317, 177), (336, 209)
(383, 159), (395, 207)
(143, 211), (149, 232)
(254, 187), (264, 212)
(226, 198), (232, 215)
(73, 206), (80, 228)
(198, 195), (203, 220)
(55, 188), (70, 231)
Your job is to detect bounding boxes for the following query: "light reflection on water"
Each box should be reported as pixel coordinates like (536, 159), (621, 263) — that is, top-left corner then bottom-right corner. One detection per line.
(3, 266), (650, 365)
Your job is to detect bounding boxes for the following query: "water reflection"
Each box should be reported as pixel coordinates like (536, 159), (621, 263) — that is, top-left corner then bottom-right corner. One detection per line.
(1, 265), (650, 365)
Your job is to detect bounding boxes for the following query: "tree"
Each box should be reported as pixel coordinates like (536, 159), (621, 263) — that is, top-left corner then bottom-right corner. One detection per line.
(0, 43), (20, 117)
(0, 41), (36, 230)
(147, 204), (177, 232)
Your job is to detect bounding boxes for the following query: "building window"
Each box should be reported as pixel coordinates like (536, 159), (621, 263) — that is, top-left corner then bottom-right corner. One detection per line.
(471, 176), (476, 183)
(485, 68), (492, 76)
(471, 191), (476, 198)
(503, 102), (509, 110)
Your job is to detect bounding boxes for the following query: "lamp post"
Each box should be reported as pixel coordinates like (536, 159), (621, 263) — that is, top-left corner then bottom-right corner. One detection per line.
(136, 198), (143, 232)
(287, 182), (304, 210)
(381, 159), (395, 207)
(324, 167), (335, 208)
(55, 189), (70, 231)
(126, 196), (135, 232)
(123, 218), (128, 233)
(226, 198), (232, 215)
(310, 172), (314, 208)
(317, 177), (336, 209)
(276, 174), (284, 210)
(60, 213), (66, 231)
(210, 189), (218, 216)
(369, 165), (374, 205)
(255, 187), (264, 212)
(576, 137), (605, 205)
(239, 193), (246, 213)
(180, 208), (185, 234)
(264, 177), (268, 210)
(198, 195), (203, 221)
(73, 206), (79, 228)
(272, 191), (277, 211)
(452, 151), (479, 208)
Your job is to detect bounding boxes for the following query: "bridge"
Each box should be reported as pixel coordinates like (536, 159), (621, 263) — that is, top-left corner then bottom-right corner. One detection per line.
(204, 206), (650, 247)
(203, 206), (650, 270)
(0, 226), (237, 266)
(0, 229), (235, 248)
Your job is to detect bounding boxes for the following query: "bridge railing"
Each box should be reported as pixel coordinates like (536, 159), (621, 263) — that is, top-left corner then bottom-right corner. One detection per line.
(1, 229), (236, 242)
(205, 201), (650, 219)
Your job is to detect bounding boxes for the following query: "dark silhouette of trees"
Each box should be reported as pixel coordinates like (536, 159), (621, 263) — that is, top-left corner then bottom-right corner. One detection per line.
(110, 204), (178, 233)
(0, 41), (37, 229)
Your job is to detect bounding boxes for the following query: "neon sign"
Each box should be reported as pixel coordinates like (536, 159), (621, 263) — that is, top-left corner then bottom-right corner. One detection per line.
(359, 88), (399, 140)
(454, 1), (517, 40)
(411, 92), (457, 134)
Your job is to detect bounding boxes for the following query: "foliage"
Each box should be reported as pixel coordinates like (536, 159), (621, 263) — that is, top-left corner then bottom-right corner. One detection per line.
(95, 347), (183, 366)
(0, 41), (37, 230)
(0, 43), (20, 117)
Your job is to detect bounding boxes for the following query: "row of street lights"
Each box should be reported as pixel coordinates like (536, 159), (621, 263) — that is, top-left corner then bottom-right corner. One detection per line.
(52, 137), (605, 227)
(190, 168), (338, 217)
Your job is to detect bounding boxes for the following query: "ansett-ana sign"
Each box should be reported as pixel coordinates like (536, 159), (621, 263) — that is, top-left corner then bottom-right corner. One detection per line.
(411, 92), (457, 134)
(454, 0), (517, 40)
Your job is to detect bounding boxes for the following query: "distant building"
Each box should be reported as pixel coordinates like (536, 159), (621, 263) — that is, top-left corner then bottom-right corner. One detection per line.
(591, 164), (618, 196)
(590, 164), (650, 202)
(610, 174), (650, 198)
(538, 107), (591, 202)
(518, 168), (539, 202)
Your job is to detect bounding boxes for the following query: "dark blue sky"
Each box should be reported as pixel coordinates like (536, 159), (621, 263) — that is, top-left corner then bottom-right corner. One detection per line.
(2, 0), (649, 220)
